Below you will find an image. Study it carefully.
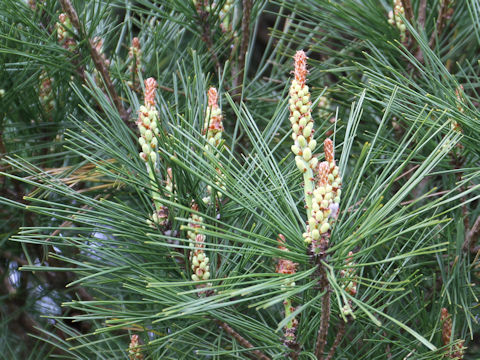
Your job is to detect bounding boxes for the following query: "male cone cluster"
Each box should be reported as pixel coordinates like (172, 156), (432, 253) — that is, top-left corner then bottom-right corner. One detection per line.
(219, 0), (234, 32)
(303, 140), (342, 252)
(137, 78), (160, 164)
(289, 51), (342, 254)
(187, 204), (211, 282)
(57, 13), (76, 50)
(39, 70), (54, 113)
(128, 335), (144, 360)
(202, 87), (226, 205)
(128, 37), (142, 89)
(440, 308), (465, 359)
(137, 78), (168, 227)
(204, 87), (224, 150)
(289, 51), (318, 219)
(387, 0), (407, 43)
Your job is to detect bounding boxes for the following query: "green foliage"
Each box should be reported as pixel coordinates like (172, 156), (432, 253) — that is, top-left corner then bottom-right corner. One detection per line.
(1, 0), (479, 359)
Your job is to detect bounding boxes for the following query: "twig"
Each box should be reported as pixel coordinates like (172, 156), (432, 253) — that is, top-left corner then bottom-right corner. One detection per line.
(401, 0), (414, 24)
(417, 0), (428, 29)
(325, 318), (347, 360)
(214, 319), (271, 360)
(414, 0), (428, 63)
(59, 0), (129, 122)
(394, 164), (420, 182)
(315, 275), (331, 360)
(429, 0), (454, 49)
(232, 0), (252, 103)
(463, 215), (480, 253)
(196, 3), (223, 77)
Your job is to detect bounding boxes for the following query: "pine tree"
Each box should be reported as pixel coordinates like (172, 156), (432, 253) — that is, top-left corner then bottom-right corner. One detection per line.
(1, 0), (479, 359)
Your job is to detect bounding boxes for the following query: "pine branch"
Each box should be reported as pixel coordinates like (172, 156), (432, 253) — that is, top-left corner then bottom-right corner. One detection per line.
(196, 3), (223, 77)
(414, 0), (428, 63)
(59, 0), (129, 122)
(400, 0), (414, 23)
(315, 276), (331, 360)
(214, 319), (271, 360)
(429, 0), (453, 49)
(463, 215), (480, 253)
(232, 0), (252, 103)
(325, 318), (347, 360)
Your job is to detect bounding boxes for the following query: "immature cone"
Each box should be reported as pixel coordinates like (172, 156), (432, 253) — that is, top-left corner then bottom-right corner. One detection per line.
(93, 37), (110, 67)
(387, 0), (407, 43)
(188, 204), (211, 282)
(128, 335), (144, 360)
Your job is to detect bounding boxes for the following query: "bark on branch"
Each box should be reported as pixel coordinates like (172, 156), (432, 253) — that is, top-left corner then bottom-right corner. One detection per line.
(215, 319), (271, 360)
(59, 0), (129, 122)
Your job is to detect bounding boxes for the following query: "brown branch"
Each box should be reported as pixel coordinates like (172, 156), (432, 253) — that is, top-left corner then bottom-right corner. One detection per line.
(196, 3), (223, 77)
(401, 0), (414, 24)
(59, 0), (129, 122)
(315, 277), (331, 360)
(414, 0), (428, 64)
(232, 0), (252, 103)
(325, 318), (347, 360)
(394, 164), (420, 182)
(417, 0), (428, 29)
(429, 0), (454, 49)
(463, 215), (480, 253)
(214, 319), (271, 360)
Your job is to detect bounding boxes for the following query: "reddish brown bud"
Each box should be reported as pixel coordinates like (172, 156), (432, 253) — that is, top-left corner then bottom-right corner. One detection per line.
(293, 51), (308, 86)
(132, 37), (140, 49)
(208, 87), (218, 108)
(144, 78), (157, 107)
(324, 138), (334, 163)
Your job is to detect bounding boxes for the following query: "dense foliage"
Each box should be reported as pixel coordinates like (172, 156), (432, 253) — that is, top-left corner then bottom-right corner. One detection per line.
(1, 0), (479, 359)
